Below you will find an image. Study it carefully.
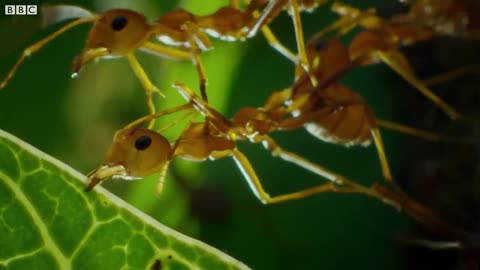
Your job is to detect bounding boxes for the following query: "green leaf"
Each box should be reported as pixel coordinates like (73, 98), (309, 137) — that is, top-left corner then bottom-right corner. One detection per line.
(0, 129), (251, 270)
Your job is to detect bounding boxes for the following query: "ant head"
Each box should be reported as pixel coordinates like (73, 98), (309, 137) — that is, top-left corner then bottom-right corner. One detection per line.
(305, 38), (350, 71)
(86, 9), (151, 54)
(73, 9), (152, 73)
(106, 128), (172, 177)
(293, 38), (351, 99)
(87, 128), (171, 190)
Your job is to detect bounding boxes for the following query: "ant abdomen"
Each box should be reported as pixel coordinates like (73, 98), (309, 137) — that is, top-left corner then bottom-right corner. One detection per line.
(198, 7), (255, 41)
(304, 84), (374, 147)
(154, 9), (207, 48)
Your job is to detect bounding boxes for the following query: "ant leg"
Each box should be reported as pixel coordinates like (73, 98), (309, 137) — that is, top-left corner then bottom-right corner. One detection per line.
(138, 42), (198, 125)
(375, 51), (462, 120)
(141, 42), (191, 60)
(372, 184), (457, 234)
(248, 0), (283, 37)
(171, 81), (233, 133)
(255, 135), (346, 184)
(126, 54), (165, 98)
(370, 127), (393, 183)
(243, 0), (299, 66)
(376, 118), (478, 144)
(260, 27), (297, 62)
(230, 148), (272, 202)
(246, 0), (297, 63)
(156, 110), (198, 133)
(1, 17), (96, 89)
(288, 0), (311, 79)
(124, 103), (194, 129)
(307, 8), (376, 43)
(231, 148), (340, 204)
(155, 161), (171, 195)
(239, 134), (456, 231)
(126, 54), (164, 127)
(154, 127), (190, 195)
(399, 238), (461, 250)
(190, 49), (208, 104)
(422, 64), (480, 86)
(172, 81), (207, 107)
(182, 22), (209, 103)
(231, 142), (392, 205)
(253, 0), (315, 83)
(258, 134), (396, 199)
(251, 0), (313, 79)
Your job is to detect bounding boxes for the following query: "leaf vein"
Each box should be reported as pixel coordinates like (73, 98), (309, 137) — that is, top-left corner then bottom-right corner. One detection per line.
(0, 171), (70, 269)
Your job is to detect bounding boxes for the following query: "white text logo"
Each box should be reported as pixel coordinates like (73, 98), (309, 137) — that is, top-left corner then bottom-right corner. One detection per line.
(5, 5), (37, 15)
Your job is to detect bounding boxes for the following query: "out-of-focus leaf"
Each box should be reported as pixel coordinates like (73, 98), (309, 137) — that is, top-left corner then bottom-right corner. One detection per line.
(0, 129), (251, 270)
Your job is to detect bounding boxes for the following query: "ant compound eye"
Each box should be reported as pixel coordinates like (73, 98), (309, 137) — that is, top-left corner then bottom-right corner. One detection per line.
(111, 16), (128, 31)
(314, 40), (326, 51)
(134, 135), (152, 151)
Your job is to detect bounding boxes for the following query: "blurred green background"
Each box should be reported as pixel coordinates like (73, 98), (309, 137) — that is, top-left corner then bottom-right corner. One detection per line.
(0, 0), (417, 269)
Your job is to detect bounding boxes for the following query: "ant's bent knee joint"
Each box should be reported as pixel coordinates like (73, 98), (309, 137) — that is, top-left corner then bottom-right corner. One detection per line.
(259, 194), (271, 205)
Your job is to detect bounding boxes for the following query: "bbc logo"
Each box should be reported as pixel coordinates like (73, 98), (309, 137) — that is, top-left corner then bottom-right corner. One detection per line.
(5, 5), (38, 15)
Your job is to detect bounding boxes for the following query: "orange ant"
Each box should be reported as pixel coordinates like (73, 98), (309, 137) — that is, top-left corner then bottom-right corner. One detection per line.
(284, 2), (465, 121)
(0, 1), (322, 116)
(85, 80), (466, 239)
(86, 80), (386, 205)
(255, 33), (475, 185)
